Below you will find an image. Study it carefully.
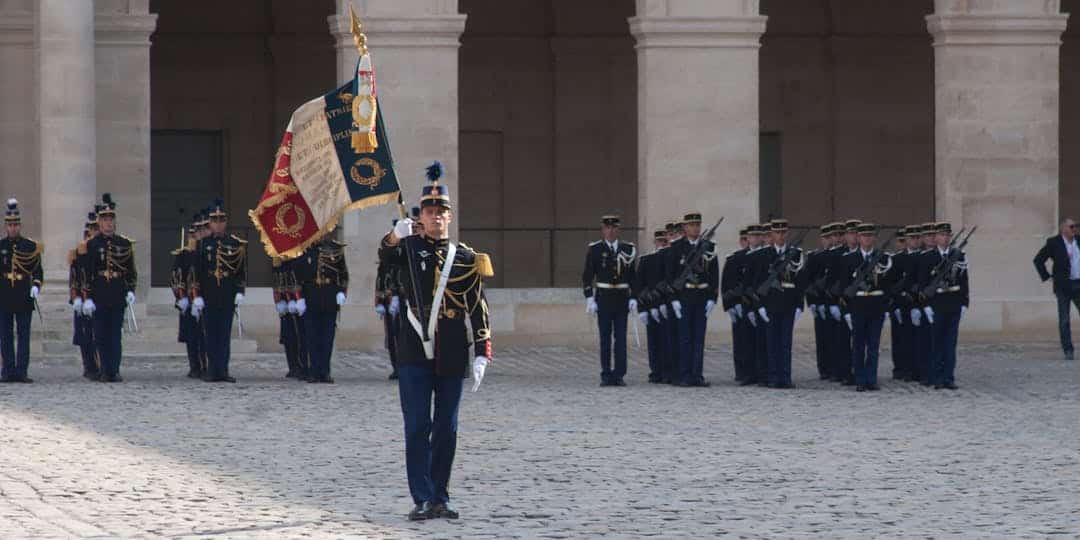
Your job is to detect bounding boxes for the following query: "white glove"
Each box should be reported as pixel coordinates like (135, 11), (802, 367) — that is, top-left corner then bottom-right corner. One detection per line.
(375, 303), (386, 318)
(392, 218), (415, 241)
(794, 307), (802, 323)
(336, 292), (347, 306)
(734, 304), (744, 318)
(178, 297), (190, 313)
(893, 308), (902, 323)
(83, 299), (96, 317)
(287, 299), (298, 314)
(758, 307), (770, 323)
(275, 300), (287, 316)
(727, 309), (737, 324)
(126, 291), (136, 305)
(672, 300), (683, 319)
(659, 305), (669, 319)
(638, 311), (649, 325)
(910, 308), (922, 327)
(961, 306), (967, 319)
(471, 356), (489, 392)
(628, 299), (638, 313)
(924, 306), (935, 325)
(829, 305), (842, 321)
(30, 285), (38, 299)
(234, 292), (244, 306)
(844, 313), (853, 330)
(389, 296), (401, 316)
(748, 312), (758, 327)
(193, 296), (205, 311)
(704, 300), (716, 317)
(72, 297), (83, 314)
(649, 308), (660, 323)
(586, 297), (598, 316)
(817, 305), (827, 319)
(296, 298), (307, 316)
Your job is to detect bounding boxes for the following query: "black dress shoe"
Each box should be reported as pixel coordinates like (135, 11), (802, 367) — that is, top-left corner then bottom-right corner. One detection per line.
(408, 502), (435, 521)
(82, 371), (99, 381)
(1066, 350), (1075, 361)
(221, 376), (237, 383)
(17, 376), (33, 383)
(187, 370), (202, 379)
(738, 379), (757, 386)
(841, 379), (855, 386)
(933, 384), (944, 390)
(943, 383), (958, 390)
(320, 376), (335, 384)
(285, 370), (299, 379)
(660, 378), (673, 384)
(430, 502), (459, 519)
(613, 379), (627, 387)
(867, 384), (880, 391)
(388, 371), (399, 380)
(693, 380), (711, 388)
(777, 382), (795, 389)
(856, 385), (866, 392)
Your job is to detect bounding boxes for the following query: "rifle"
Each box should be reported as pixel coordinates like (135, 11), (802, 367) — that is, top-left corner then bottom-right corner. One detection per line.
(920, 226), (976, 301)
(652, 217), (724, 300)
(754, 228), (810, 298)
(841, 231), (899, 299)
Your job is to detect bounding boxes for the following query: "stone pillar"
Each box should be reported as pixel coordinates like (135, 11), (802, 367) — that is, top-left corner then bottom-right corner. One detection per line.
(0, 2), (36, 239)
(328, 0), (466, 298)
(628, 0), (766, 252)
(37, 0), (98, 280)
(94, 1), (157, 300)
(927, 0), (1068, 334)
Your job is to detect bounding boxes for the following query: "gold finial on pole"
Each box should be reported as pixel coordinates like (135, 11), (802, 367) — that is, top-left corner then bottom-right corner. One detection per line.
(349, 4), (368, 56)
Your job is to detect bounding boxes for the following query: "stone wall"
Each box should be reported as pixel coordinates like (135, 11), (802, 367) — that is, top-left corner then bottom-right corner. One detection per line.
(1062, 0), (1080, 220)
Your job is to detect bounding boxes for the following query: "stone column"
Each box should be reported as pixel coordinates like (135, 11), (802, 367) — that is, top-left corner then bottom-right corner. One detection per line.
(328, 0), (466, 305)
(927, 0), (1068, 334)
(0, 2), (36, 238)
(94, 1), (157, 300)
(628, 0), (767, 252)
(38, 0), (98, 281)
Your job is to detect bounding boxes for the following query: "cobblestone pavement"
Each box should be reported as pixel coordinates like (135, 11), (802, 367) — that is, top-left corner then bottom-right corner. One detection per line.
(2, 341), (1080, 538)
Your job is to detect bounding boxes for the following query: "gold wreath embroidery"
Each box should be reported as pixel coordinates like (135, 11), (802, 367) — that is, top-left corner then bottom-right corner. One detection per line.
(350, 157), (385, 189)
(273, 203), (306, 238)
(338, 91), (354, 105)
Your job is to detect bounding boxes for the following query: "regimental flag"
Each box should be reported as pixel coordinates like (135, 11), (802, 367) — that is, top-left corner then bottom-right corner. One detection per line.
(249, 77), (400, 259)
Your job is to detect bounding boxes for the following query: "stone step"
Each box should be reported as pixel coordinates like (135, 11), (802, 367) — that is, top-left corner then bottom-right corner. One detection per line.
(31, 351), (285, 365)
(33, 338), (259, 355)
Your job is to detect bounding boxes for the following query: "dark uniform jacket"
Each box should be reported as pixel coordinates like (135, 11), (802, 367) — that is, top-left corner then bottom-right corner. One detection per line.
(1034, 235), (1078, 295)
(820, 245), (849, 308)
(632, 248), (667, 313)
(582, 239), (637, 313)
(191, 233), (247, 309)
(68, 240), (89, 303)
(802, 248), (832, 309)
(749, 244), (806, 313)
(294, 238), (349, 313)
(0, 236), (43, 313)
(836, 248), (901, 317)
(889, 249), (920, 316)
(84, 233), (137, 308)
(720, 247), (748, 312)
(375, 252), (400, 307)
(664, 237), (718, 305)
(917, 247), (970, 314)
(169, 241), (195, 302)
(379, 234), (493, 377)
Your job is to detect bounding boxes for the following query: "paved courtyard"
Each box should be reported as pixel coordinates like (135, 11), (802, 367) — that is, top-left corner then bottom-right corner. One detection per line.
(2, 341), (1080, 538)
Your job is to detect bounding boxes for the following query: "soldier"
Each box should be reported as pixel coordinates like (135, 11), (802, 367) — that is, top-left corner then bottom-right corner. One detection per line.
(750, 219), (805, 389)
(376, 219), (403, 380)
(830, 219), (862, 385)
(919, 222), (969, 390)
(274, 255), (307, 380)
(171, 211), (204, 379)
(720, 228), (749, 382)
(804, 224), (835, 380)
(190, 198), (246, 383)
(897, 224), (925, 382)
(582, 214), (637, 387)
(887, 228), (912, 381)
(660, 220), (682, 384)
(634, 229), (669, 383)
(70, 208), (100, 380)
(0, 199), (42, 383)
(665, 212), (718, 387)
(81, 193), (136, 383)
(910, 222), (937, 385)
(745, 224), (771, 386)
(379, 161), (493, 521)
(837, 223), (900, 391)
(294, 234), (349, 383)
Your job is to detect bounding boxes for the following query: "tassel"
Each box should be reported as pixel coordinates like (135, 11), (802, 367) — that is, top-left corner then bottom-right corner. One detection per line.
(475, 252), (495, 278)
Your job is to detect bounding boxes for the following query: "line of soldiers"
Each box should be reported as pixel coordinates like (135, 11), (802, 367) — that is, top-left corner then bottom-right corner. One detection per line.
(168, 198), (247, 383)
(585, 213), (971, 391)
(67, 193), (138, 382)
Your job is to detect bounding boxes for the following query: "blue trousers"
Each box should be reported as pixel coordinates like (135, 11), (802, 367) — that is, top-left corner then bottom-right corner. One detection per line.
(663, 314), (680, 382)
(1056, 283), (1080, 353)
(890, 312), (910, 377)
(930, 310), (962, 385)
(645, 316), (665, 381)
(832, 317), (852, 381)
(0, 311), (31, 379)
(914, 320), (933, 383)
(765, 308), (795, 386)
(305, 310), (337, 379)
(398, 363), (464, 505)
(597, 309), (628, 382)
(281, 314), (308, 376)
(813, 313), (829, 378)
(677, 302), (707, 384)
(203, 307), (234, 379)
(74, 313), (97, 375)
(851, 313), (885, 386)
(93, 306), (125, 377)
(733, 316), (752, 381)
(180, 313), (202, 373)
(753, 317), (769, 383)
(383, 310), (399, 371)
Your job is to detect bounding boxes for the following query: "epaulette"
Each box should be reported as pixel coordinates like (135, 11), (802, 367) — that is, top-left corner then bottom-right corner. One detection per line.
(474, 252), (495, 278)
(120, 234), (136, 243)
(231, 234), (248, 244)
(271, 257), (282, 268)
(67, 248), (77, 266)
(330, 239), (347, 248)
(458, 241), (474, 252)
(588, 240), (602, 246)
(77, 240), (87, 255)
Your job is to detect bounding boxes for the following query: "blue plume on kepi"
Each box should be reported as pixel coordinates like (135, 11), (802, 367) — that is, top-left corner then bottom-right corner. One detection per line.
(4, 197), (19, 223)
(99, 193), (117, 217)
(420, 161), (450, 209)
(209, 197), (228, 219)
(426, 161), (443, 183)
